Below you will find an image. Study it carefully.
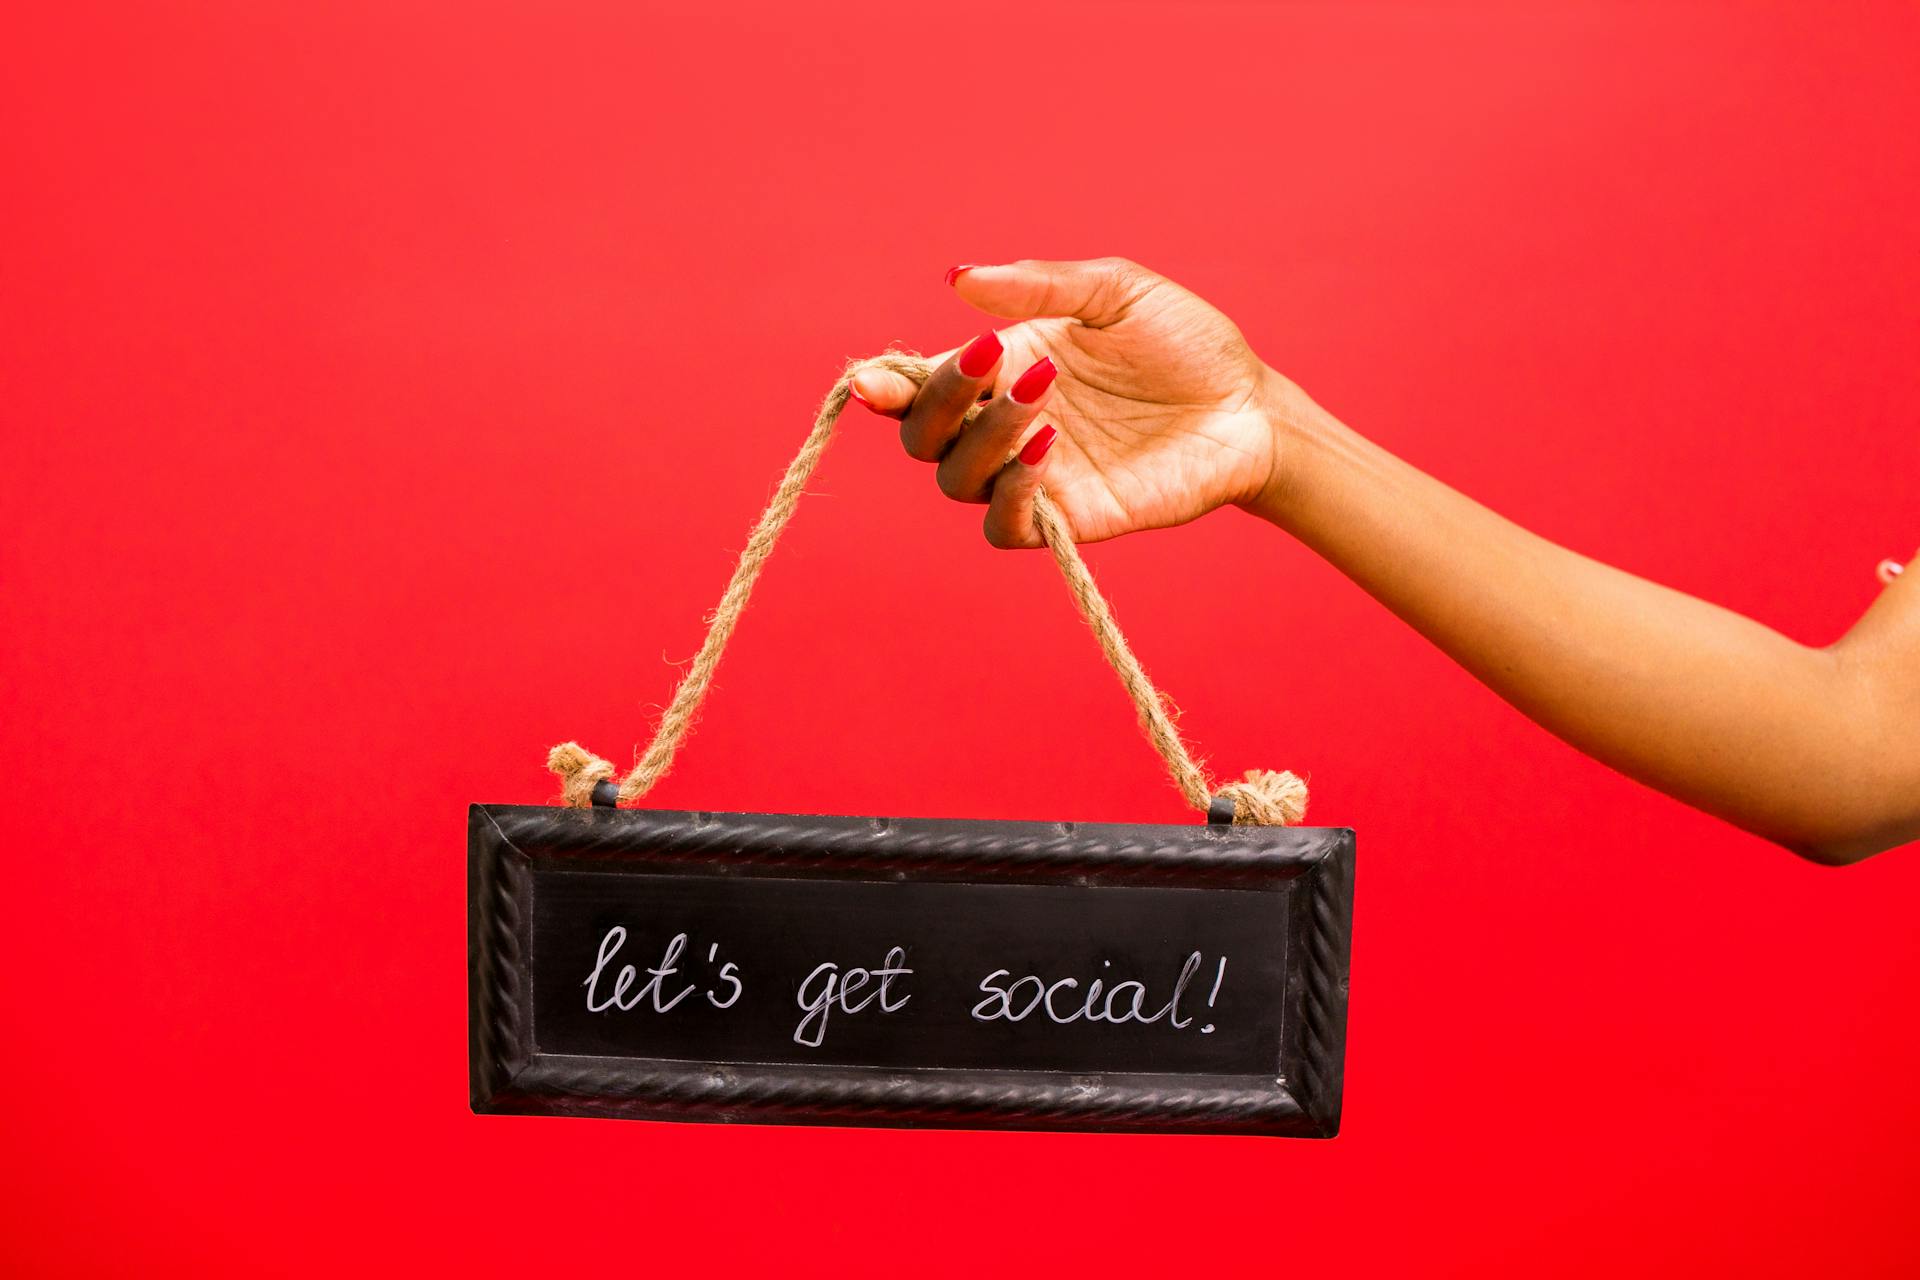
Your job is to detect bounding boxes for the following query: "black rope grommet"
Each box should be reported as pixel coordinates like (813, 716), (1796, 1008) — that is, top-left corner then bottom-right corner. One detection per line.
(590, 779), (619, 808)
(1206, 793), (1237, 826)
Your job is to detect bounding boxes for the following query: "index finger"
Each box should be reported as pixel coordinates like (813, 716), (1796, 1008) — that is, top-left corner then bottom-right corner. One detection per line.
(846, 358), (944, 419)
(898, 331), (1003, 462)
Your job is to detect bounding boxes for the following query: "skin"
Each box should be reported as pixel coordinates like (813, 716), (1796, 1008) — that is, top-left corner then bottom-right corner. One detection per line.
(850, 257), (1920, 865)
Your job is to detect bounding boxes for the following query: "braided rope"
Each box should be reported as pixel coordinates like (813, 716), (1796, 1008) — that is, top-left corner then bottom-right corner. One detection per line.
(548, 353), (1306, 826)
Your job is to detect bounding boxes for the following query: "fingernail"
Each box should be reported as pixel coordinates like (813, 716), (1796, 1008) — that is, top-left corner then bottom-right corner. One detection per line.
(1018, 423), (1057, 466)
(945, 263), (986, 286)
(847, 380), (880, 414)
(1010, 357), (1056, 405)
(958, 330), (1002, 379)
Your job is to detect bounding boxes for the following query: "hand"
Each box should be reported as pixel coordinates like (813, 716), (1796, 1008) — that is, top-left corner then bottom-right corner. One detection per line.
(848, 257), (1291, 548)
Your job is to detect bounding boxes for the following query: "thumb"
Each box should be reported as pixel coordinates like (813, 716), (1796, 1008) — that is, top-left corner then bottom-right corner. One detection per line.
(950, 257), (1161, 329)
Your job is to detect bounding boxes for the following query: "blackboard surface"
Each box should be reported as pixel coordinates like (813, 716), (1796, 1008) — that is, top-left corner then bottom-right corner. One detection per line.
(533, 873), (1286, 1074)
(471, 804), (1355, 1137)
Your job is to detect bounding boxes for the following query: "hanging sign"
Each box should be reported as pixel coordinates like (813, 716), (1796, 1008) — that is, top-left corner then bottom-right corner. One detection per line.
(475, 353), (1352, 1137)
(469, 804), (1354, 1136)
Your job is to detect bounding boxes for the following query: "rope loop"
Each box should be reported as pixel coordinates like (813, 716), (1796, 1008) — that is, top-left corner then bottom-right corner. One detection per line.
(548, 352), (1308, 827)
(546, 741), (614, 810)
(1215, 769), (1310, 827)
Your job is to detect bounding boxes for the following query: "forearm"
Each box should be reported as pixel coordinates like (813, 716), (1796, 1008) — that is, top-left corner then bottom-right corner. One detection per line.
(1248, 372), (1903, 861)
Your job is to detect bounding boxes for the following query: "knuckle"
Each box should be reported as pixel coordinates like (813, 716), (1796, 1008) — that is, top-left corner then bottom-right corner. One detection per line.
(935, 461), (973, 501)
(900, 425), (939, 463)
(1032, 275), (1063, 321)
(1084, 257), (1157, 323)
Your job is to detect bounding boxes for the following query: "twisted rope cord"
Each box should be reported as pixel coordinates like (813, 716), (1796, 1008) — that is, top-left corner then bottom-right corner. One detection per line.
(548, 353), (1307, 826)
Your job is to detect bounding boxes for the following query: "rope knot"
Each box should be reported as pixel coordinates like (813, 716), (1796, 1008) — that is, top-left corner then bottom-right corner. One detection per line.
(547, 740), (616, 809)
(1214, 769), (1309, 826)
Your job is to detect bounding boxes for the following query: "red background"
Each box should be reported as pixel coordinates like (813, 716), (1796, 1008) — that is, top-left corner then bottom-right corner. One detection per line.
(3, 2), (1916, 1274)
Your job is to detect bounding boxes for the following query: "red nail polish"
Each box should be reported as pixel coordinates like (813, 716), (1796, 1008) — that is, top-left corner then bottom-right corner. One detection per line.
(945, 263), (985, 286)
(1010, 357), (1056, 405)
(1018, 423), (1057, 466)
(958, 330), (1002, 379)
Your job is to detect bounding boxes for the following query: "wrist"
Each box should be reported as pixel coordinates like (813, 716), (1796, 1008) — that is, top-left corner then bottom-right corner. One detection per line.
(1238, 364), (1331, 527)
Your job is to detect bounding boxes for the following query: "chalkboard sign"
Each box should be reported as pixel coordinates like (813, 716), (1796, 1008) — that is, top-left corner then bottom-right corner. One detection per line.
(468, 805), (1355, 1136)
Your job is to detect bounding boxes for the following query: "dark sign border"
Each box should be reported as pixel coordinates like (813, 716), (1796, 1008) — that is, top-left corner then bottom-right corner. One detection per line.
(468, 804), (1355, 1137)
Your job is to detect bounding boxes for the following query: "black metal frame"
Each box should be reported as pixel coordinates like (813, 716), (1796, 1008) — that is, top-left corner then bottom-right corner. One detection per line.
(469, 804), (1355, 1137)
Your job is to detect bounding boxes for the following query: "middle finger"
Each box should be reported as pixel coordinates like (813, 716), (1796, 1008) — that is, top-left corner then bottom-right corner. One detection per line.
(934, 356), (1058, 503)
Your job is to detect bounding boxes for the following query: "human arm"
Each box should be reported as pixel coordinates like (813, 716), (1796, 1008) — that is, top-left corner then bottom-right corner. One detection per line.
(851, 257), (1920, 863)
(1256, 371), (1920, 865)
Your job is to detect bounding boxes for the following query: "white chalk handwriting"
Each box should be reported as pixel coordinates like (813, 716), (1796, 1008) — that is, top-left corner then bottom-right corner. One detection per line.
(582, 929), (1229, 1040)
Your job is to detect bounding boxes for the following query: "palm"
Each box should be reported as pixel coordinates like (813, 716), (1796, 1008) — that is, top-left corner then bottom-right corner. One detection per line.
(991, 289), (1275, 543)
